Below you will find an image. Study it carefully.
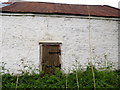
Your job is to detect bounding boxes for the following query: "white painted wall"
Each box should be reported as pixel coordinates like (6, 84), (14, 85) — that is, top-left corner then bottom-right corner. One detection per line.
(1, 14), (119, 74)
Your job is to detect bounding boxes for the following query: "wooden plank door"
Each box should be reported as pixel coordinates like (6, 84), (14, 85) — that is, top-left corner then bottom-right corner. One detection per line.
(42, 44), (61, 74)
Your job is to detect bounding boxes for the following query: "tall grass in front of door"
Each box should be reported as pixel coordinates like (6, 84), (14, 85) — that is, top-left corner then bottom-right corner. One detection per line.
(2, 61), (120, 89)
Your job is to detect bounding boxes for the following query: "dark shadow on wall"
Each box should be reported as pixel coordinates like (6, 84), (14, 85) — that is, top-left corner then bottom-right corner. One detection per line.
(118, 1), (120, 70)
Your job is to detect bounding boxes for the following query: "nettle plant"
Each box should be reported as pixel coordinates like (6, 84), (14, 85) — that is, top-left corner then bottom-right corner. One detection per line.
(16, 58), (40, 75)
(1, 55), (118, 75)
(1, 55), (120, 88)
(1, 58), (40, 75)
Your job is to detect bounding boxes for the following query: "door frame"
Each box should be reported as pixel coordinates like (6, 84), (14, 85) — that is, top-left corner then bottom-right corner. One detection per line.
(39, 41), (62, 72)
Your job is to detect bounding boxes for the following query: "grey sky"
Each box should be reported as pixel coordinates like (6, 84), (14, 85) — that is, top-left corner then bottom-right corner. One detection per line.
(0, 0), (119, 8)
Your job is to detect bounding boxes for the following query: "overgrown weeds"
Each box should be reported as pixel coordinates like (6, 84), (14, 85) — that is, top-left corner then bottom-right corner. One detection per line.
(2, 66), (120, 88)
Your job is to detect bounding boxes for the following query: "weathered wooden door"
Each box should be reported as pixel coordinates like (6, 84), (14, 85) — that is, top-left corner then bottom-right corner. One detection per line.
(42, 44), (61, 74)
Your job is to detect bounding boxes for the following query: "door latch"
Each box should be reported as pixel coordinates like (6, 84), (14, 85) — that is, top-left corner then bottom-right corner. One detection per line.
(48, 50), (61, 54)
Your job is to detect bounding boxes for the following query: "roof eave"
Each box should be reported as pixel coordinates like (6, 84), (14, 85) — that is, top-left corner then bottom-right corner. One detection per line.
(1, 11), (120, 18)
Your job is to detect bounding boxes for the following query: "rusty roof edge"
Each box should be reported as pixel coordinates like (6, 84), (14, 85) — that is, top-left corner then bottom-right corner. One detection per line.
(10, 1), (120, 9)
(1, 10), (120, 18)
(1, 12), (120, 21)
(103, 5), (120, 10)
(11, 1), (105, 6)
(1, 2), (120, 18)
(2, 1), (120, 11)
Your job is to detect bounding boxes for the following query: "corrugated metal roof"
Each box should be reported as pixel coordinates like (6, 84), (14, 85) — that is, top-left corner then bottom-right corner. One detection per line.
(1, 2), (120, 18)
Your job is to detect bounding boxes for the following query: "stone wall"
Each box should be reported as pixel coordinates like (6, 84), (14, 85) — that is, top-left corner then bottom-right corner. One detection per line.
(1, 14), (119, 74)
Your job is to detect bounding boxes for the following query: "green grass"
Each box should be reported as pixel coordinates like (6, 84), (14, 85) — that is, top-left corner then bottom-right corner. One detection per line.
(2, 66), (120, 89)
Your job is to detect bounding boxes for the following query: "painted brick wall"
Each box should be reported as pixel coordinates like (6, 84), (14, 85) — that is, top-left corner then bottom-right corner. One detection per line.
(1, 15), (119, 74)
